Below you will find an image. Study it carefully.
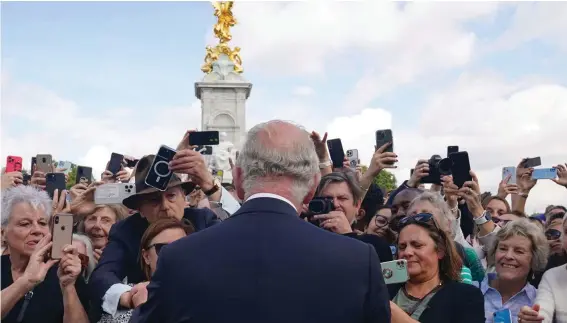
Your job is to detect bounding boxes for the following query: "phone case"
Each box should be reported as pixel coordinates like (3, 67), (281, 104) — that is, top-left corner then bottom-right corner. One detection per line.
(94, 183), (136, 205)
(144, 145), (176, 191)
(493, 309), (512, 323)
(375, 129), (394, 153)
(450, 152), (472, 188)
(6, 156), (23, 173)
(108, 153), (124, 175)
(56, 160), (73, 174)
(381, 259), (409, 285)
(51, 214), (74, 260)
(502, 167), (516, 184)
(523, 157), (542, 168)
(346, 149), (359, 169)
(327, 139), (345, 168)
(36, 154), (53, 173)
(532, 168), (557, 180)
(76, 166), (93, 185)
(45, 173), (66, 199)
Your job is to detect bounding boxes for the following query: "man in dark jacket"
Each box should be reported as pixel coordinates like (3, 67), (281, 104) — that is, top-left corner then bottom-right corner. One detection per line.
(88, 154), (220, 321)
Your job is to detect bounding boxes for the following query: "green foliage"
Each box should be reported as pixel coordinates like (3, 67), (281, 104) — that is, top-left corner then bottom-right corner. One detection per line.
(360, 165), (398, 191)
(66, 164), (78, 189)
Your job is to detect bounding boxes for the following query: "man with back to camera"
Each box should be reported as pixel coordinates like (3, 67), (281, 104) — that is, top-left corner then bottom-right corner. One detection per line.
(130, 120), (391, 323)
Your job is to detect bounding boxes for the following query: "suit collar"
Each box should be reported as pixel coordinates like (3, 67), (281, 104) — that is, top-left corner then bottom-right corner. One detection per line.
(246, 193), (297, 211)
(232, 196), (299, 218)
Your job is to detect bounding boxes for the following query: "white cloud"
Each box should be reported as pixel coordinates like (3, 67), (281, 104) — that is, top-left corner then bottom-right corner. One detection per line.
(292, 86), (314, 97)
(326, 72), (567, 213)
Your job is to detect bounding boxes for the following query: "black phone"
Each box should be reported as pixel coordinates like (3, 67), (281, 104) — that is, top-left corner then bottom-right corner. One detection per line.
(450, 152), (472, 188)
(522, 157), (542, 168)
(23, 174), (31, 186)
(108, 153), (124, 175)
(45, 173), (66, 199)
(76, 166), (93, 185)
(196, 145), (213, 155)
(376, 129), (394, 165)
(326, 139), (345, 168)
(447, 146), (459, 156)
(189, 131), (220, 146)
(145, 145), (177, 191)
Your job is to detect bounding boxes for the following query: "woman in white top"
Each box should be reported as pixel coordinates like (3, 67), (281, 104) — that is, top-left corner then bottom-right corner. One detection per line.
(519, 212), (567, 323)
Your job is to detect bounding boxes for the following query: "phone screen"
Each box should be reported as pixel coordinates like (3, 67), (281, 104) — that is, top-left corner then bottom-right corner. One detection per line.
(108, 153), (124, 175)
(189, 131), (220, 146)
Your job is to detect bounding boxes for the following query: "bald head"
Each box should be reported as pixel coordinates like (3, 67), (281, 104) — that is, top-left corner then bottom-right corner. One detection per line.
(235, 120), (320, 205)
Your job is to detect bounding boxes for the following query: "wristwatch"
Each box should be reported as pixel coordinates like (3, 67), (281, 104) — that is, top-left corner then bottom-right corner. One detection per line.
(203, 178), (221, 196)
(473, 210), (491, 225)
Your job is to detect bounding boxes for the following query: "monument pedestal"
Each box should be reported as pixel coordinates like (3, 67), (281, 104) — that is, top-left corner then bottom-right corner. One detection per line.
(195, 54), (252, 183)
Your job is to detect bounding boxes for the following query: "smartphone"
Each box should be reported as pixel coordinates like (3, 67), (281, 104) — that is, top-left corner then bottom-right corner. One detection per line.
(36, 154), (53, 173)
(532, 168), (557, 180)
(346, 149), (359, 169)
(31, 157), (37, 174)
(196, 145), (213, 155)
(45, 173), (66, 199)
(51, 214), (74, 260)
(326, 139), (345, 168)
(212, 169), (224, 182)
(23, 174), (31, 186)
(493, 309), (512, 323)
(189, 131), (220, 146)
(376, 129), (394, 165)
(108, 153), (124, 175)
(522, 157), (542, 168)
(502, 167), (516, 184)
(450, 151), (472, 188)
(124, 157), (139, 168)
(381, 259), (409, 285)
(447, 146), (459, 156)
(56, 160), (73, 174)
(76, 166), (93, 185)
(94, 183), (136, 205)
(145, 145), (177, 191)
(6, 156), (23, 173)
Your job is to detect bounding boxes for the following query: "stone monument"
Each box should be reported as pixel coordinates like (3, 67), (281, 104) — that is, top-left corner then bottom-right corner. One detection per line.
(195, 1), (251, 183)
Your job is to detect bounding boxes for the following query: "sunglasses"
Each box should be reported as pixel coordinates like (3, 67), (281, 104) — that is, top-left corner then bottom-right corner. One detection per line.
(147, 242), (168, 255)
(396, 213), (438, 232)
(548, 212), (566, 223)
(545, 229), (562, 241)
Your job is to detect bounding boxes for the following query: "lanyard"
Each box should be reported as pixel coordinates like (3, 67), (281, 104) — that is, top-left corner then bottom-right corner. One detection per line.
(16, 289), (34, 323)
(404, 283), (443, 316)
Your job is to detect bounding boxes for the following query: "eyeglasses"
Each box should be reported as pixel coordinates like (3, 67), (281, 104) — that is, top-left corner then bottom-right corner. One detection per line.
(147, 242), (168, 255)
(374, 215), (389, 228)
(545, 229), (562, 241)
(396, 213), (438, 232)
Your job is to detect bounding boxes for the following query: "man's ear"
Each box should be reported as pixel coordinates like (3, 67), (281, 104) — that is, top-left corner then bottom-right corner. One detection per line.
(356, 208), (366, 222)
(234, 167), (246, 200)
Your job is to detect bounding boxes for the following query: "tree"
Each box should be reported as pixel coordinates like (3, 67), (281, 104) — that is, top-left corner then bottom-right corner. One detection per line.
(360, 165), (397, 191)
(66, 164), (78, 189)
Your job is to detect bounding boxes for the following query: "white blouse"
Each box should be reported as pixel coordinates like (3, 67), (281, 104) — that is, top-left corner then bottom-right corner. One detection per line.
(535, 264), (567, 323)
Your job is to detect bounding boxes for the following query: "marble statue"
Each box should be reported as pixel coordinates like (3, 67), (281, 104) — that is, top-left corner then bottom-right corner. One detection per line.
(211, 132), (237, 183)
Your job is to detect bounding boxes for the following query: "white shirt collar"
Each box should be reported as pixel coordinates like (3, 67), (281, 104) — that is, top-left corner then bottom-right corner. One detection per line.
(246, 193), (297, 212)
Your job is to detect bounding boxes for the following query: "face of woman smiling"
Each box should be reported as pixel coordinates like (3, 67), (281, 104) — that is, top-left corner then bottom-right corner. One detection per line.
(494, 235), (533, 282)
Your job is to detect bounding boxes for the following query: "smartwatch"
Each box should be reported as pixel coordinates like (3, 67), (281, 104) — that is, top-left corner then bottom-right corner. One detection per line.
(474, 210), (491, 226)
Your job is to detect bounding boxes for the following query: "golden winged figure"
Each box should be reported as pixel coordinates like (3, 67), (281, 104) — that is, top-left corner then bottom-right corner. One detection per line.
(212, 1), (236, 44)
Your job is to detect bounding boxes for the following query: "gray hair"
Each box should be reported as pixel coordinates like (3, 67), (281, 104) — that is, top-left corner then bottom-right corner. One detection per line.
(488, 218), (549, 272)
(409, 191), (454, 237)
(1, 185), (52, 228)
(316, 171), (364, 204)
(236, 120), (319, 202)
(72, 233), (97, 282)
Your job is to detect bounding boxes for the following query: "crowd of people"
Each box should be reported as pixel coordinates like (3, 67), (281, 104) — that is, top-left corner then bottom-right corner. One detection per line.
(1, 121), (566, 323)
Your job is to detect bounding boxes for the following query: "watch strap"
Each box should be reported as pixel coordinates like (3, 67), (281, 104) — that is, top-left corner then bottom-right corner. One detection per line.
(203, 179), (220, 196)
(474, 211), (490, 225)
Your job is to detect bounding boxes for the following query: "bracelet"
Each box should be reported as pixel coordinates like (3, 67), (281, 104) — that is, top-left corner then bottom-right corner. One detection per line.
(319, 160), (332, 169)
(518, 192), (529, 198)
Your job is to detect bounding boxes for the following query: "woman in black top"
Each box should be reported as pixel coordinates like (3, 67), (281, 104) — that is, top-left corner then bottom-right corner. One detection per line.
(1, 185), (89, 323)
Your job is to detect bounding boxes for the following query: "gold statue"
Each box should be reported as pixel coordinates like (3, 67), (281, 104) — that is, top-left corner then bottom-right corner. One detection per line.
(201, 1), (243, 74)
(212, 1), (236, 44)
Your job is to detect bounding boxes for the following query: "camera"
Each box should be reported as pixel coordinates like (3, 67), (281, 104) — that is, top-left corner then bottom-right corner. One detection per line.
(308, 197), (335, 215)
(54, 215), (60, 224)
(421, 154), (453, 185)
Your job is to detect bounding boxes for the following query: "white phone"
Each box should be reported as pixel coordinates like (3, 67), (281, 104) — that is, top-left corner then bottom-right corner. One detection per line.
(502, 167), (516, 184)
(346, 149), (359, 169)
(94, 183), (136, 205)
(381, 259), (409, 285)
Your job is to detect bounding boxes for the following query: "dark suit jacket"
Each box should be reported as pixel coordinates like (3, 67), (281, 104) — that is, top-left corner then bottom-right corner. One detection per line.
(390, 280), (485, 323)
(89, 207), (219, 320)
(130, 197), (391, 323)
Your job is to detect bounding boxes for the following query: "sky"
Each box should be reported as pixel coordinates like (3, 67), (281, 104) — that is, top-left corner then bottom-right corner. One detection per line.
(2, 1), (567, 213)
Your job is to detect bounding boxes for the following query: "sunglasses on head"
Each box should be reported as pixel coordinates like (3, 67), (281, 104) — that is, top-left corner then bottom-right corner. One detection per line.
(396, 213), (437, 232)
(549, 212), (566, 223)
(545, 229), (562, 241)
(147, 242), (168, 255)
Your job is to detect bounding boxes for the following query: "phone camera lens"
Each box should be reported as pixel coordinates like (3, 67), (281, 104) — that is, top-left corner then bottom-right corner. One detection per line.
(54, 216), (59, 224)
(61, 225), (66, 231)
(42, 158), (46, 163)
